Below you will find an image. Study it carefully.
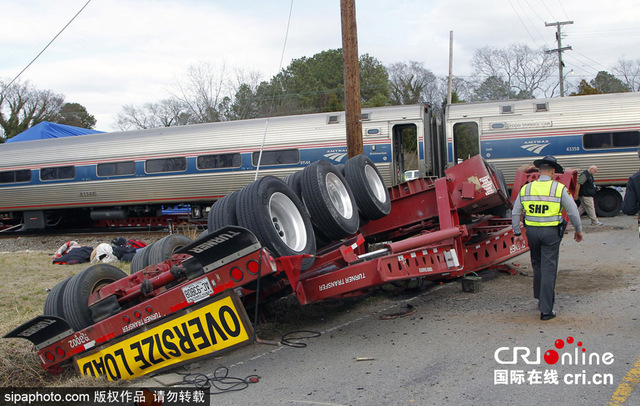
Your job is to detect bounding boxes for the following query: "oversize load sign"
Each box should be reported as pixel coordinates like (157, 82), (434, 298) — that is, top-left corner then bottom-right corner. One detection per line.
(76, 294), (250, 380)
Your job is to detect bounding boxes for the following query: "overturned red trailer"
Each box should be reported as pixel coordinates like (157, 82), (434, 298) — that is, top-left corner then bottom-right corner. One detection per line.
(4, 155), (576, 381)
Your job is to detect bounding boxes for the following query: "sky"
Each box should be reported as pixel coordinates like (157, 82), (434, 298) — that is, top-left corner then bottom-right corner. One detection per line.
(2, 0), (639, 131)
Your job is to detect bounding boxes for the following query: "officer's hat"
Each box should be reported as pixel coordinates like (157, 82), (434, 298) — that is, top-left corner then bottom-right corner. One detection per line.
(533, 155), (563, 173)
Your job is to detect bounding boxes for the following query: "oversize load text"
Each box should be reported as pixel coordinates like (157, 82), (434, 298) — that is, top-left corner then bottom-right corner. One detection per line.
(76, 296), (249, 380)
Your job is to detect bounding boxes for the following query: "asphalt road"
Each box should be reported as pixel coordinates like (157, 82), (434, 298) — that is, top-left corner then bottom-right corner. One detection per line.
(140, 213), (640, 406)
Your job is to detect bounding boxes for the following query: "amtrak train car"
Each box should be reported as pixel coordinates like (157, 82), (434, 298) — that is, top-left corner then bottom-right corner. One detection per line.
(0, 104), (441, 229)
(445, 92), (640, 216)
(2, 93), (638, 230)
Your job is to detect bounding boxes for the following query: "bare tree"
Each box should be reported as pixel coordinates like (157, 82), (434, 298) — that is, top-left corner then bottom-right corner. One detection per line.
(387, 61), (440, 105)
(471, 44), (557, 99)
(170, 61), (228, 123)
(116, 99), (190, 131)
(224, 68), (264, 120)
(440, 75), (474, 104)
(0, 79), (64, 140)
(613, 58), (640, 92)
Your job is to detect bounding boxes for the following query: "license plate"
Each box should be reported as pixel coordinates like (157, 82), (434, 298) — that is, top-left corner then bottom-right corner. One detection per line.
(181, 278), (214, 304)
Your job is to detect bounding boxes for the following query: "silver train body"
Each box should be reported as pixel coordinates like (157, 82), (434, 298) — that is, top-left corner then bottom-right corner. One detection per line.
(1, 93), (639, 228)
(0, 105), (435, 228)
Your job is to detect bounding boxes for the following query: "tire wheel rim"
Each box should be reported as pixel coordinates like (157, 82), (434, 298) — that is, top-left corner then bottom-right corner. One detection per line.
(269, 192), (308, 252)
(325, 172), (353, 219)
(364, 164), (387, 203)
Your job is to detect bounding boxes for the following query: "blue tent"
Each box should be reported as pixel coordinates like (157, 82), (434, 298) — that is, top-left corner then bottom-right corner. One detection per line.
(5, 121), (103, 143)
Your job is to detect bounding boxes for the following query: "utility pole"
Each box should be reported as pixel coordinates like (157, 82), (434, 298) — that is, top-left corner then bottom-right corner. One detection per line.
(545, 20), (573, 97)
(447, 31), (453, 105)
(341, 0), (363, 158)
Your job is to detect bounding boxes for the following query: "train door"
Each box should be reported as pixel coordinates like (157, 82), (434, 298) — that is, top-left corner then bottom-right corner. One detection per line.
(391, 123), (419, 184)
(423, 106), (446, 178)
(452, 120), (480, 164)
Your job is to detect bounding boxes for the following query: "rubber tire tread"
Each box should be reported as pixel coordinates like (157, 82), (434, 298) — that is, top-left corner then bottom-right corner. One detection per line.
(283, 170), (304, 199)
(148, 234), (193, 265)
(129, 244), (151, 274)
(235, 176), (316, 270)
(301, 159), (359, 240)
(487, 164), (509, 217)
(62, 264), (127, 331)
(195, 229), (209, 241)
(43, 277), (71, 318)
(595, 188), (622, 217)
(344, 154), (391, 221)
(208, 191), (239, 233)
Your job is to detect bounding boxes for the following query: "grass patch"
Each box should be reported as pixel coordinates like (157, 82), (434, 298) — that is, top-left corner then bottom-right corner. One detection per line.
(0, 252), (129, 387)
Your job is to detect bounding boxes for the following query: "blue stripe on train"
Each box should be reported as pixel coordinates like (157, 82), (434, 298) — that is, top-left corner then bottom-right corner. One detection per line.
(0, 146), (393, 188)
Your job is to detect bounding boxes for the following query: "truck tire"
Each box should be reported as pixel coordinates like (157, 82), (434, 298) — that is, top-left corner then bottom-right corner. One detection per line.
(195, 229), (209, 241)
(283, 170), (303, 198)
(43, 277), (71, 318)
(129, 245), (152, 274)
(63, 264), (127, 331)
(208, 191), (239, 233)
(489, 165), (509, 200)
(595, 188), (622, 217)
(344, 155), (390, 221)
(148, 234), (193, 265)
(302, 159), (359, 240)
(486, 165), (509, 217)
(236, 176), (316, 270)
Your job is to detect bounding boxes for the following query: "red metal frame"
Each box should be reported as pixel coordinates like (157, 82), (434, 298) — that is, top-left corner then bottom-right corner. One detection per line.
(35, 246), (276, 374)
(11, 155), (573, 378)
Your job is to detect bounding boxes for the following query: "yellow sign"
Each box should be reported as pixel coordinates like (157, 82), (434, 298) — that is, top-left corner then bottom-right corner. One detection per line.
(76, 293), (250, 380)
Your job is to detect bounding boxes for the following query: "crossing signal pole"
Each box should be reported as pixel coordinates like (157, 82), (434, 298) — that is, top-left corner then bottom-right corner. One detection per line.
(545, 20), (573, 97)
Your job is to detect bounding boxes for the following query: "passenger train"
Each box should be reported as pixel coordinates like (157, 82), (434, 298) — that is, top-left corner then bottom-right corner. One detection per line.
(1, 92), (639, 229)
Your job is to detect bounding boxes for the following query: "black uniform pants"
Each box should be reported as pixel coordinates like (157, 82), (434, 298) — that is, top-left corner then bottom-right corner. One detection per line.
(524, 225), (562, 315)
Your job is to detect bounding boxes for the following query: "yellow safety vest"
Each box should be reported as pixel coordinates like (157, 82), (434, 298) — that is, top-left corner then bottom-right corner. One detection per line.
(519, 180), (564, 227)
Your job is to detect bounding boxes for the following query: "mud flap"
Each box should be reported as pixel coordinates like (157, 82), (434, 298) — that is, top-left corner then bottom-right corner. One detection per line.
(3, 315), (74, 350)
(177, 226), (262, 277)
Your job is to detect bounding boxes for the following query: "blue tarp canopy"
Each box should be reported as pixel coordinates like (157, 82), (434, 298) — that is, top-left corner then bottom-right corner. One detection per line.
(5, 121), (103, 143)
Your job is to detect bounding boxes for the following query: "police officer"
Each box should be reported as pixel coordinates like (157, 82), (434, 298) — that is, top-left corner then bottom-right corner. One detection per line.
(512, 155), (584, 321)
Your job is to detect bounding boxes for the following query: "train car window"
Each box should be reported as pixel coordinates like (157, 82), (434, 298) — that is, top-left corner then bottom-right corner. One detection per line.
(197, 153), (241, 169)
(145, 157), (187, 173)
(453, 122), (479, 162)
(40, 166), (75, 181)
(97, 161), (136, 177)
(613, 131), (640, 147)
(252, 149), (299, 166)
(583, 131), (640, 149)
(0, 169), (31, 184)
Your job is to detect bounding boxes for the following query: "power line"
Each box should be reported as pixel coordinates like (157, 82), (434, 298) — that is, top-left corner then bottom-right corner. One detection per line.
(0, 0), (93, 97)
(568, 29), (640, 38)
(572, 49), (612, 72)
(562, 54), (601, 77)
(540, 0), (558, 22)
(523, 0), (547, 24)
(557, 0), (571, 21)
(507, 0), (541, 48)
(517, 0), (548, 46)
